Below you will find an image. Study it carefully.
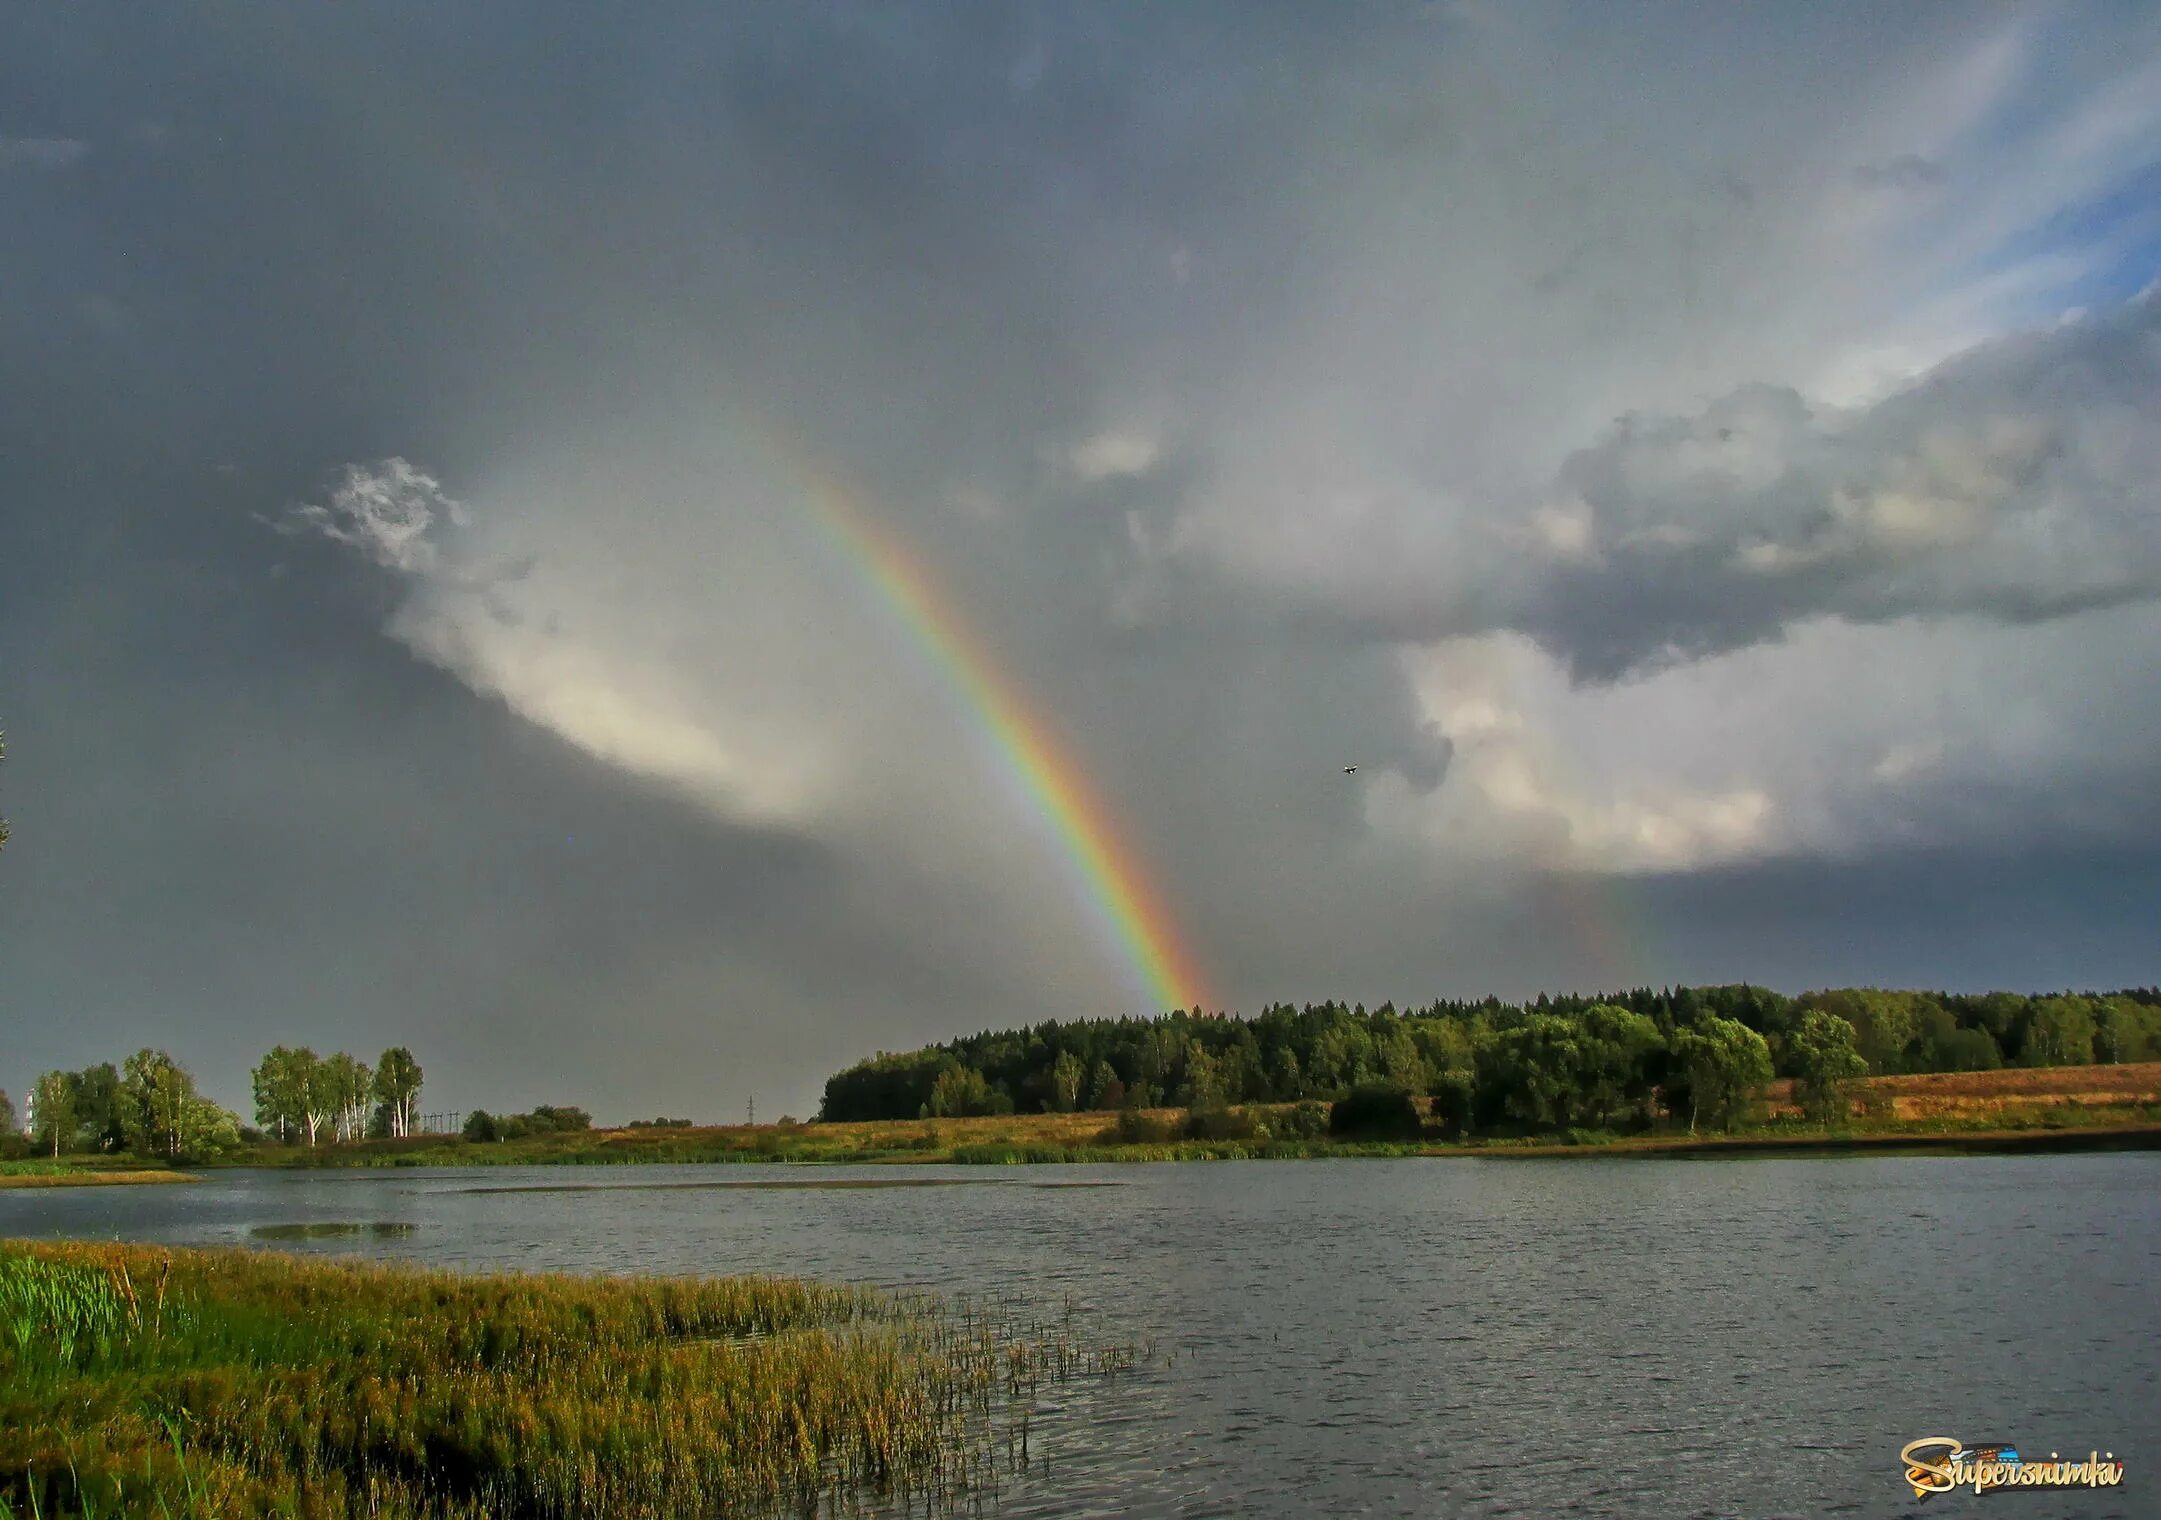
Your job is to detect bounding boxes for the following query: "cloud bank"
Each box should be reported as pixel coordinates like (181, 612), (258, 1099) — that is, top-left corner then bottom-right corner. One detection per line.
(1312, 293), (2161, 681)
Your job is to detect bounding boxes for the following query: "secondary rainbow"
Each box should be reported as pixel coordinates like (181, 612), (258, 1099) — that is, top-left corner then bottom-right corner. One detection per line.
(754, 420), (1213, 1016)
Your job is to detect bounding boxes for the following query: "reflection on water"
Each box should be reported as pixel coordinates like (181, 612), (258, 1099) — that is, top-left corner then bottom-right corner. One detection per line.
(442, 1177), (1129, 1195)
(248, 1221), (419, 1241)
(6, 1156), (2155, 1518)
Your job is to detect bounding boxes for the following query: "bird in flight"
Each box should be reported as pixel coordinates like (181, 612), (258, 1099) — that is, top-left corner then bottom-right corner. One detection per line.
(1343, 765), (1359, 774)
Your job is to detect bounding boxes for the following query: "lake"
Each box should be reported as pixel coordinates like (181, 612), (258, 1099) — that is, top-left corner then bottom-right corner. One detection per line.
(6, 1154), (2154, 1518)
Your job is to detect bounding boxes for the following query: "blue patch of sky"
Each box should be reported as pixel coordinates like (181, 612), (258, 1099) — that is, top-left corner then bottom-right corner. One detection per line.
(1861, 10), (2159, 332)
(1923, 13), (2161, 325)
(1975, 156), (2161, 321)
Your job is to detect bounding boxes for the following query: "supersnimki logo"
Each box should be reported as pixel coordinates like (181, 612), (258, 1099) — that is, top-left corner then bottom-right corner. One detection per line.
(1900, 1437), (2125, 1498)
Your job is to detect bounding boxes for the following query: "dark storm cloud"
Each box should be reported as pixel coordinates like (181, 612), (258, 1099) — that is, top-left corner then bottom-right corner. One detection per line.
(4, 2), (2160, 1119)
(0, 3), (1465, 1115)
(0, 136), (89, 171)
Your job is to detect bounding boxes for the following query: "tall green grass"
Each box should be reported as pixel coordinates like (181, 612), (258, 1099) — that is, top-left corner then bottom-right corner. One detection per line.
(0, 1241), (1138, 1519)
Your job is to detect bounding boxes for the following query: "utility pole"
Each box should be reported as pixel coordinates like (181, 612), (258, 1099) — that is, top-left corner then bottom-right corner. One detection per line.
(747, 1096), (755, 1128)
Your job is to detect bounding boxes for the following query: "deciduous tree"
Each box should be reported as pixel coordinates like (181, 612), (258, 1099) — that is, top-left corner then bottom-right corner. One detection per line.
(1671, 1017), (1774, 1134)
(1575, 1004), (1666, 1128)
(119, 1049), (235, 1159)
(252, 1046), (314, 1143)
(32, 1071), (76, 1159)
(1790, 1012), (1869, 1125)
(1048, 1051), (1085, 1113)
(2023, 996), (2097, 1067)
(72, 1064), (124, 1151)
(925, 1065), (1001, 1118)
(320, 1052), (372, 1141)
(1084, 1059), (1123, 1111)
(372, 1047), (424, 1138)
(2095, 997), (2161, 1064)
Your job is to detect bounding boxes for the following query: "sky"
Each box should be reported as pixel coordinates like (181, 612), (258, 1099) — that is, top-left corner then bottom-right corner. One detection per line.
(3, 2), (2159, 1123)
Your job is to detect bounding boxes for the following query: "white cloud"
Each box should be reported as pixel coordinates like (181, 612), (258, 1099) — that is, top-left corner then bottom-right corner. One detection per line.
(1068, 428), (1160, 482)
(1527, 500), (1596, 561)
(1375, 598), (2161, 877)
(1167, 288), (2161, 684)
(287, 457), (833, 825)
(282, 459), (454, 576)
(387, 596), (819, 823)
(1373, 636), (1783, 874)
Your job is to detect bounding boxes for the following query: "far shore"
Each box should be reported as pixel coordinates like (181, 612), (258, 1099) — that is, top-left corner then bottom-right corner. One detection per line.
(190, 1110), (2161, 1170)
(9, 1125), (2159, 1181)
(17, 1062), (2158, 1176)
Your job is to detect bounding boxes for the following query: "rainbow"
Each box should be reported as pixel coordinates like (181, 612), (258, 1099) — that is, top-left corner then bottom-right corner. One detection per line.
(752, 420), (1212, 1016)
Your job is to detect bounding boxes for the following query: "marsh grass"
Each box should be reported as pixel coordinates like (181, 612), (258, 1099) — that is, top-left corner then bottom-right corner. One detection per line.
(0, 1161), (168, 1177)
(0, 1241), (1139, 1519)
(0, 1163), (194, 1191)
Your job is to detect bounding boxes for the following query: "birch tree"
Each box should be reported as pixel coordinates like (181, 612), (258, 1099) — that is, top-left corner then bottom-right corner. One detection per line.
(33, 1071), (76, 1158)
(372, 1047), (423, 1138)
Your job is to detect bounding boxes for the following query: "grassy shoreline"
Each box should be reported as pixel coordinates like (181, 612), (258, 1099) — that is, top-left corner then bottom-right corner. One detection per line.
(0, 1171), (196, 1190)
(0, 1162), (198, 1190)
(0, 1239), (1136, 1519)
(189, 1105), (2161, 1169)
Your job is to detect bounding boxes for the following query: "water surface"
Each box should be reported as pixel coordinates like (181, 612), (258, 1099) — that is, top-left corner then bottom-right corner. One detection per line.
(6, 1155), (2153, 1518)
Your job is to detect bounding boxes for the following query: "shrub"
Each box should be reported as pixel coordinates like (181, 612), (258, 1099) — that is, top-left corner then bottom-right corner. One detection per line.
(1428, 1070), (1475, 1137)
(1328, 1084), (1424, 1140)
(1268, 1101), (1330, 1141)
(1098, 1110), (1182, 1145)
(1182, 1107), (1261, 1142)
(527, 1104), (593, 1133)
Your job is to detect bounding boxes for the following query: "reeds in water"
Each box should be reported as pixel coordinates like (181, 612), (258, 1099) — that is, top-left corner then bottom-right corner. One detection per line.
(0, 1241), (1139, 1519)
